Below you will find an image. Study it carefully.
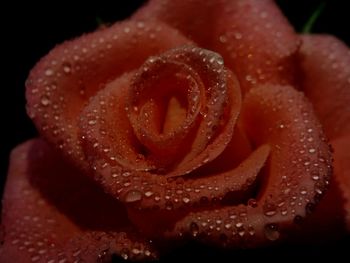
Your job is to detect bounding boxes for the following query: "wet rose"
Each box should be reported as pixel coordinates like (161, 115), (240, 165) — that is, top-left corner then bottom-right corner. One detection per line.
(1, 0), (349, 262)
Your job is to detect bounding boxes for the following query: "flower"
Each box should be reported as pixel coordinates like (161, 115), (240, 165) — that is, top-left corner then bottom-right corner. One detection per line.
(1, 0), (349, 261)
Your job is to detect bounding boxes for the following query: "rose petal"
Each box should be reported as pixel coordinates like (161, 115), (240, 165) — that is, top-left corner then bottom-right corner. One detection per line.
(127, 144), (270, 237)
(0, 139), (157, 262)
(332, 135), (350, 230)
(134, 0), (299, 93)
(79, 46), (243, 212)
(166, 85), (332, 247)
(79, 72), (157, 172)
(129, 46), (241, 176)
(293, 135), (350, 241)
(26, 20), (191, 171)
(299, 35), (350, 139)
(189, 124), (253, 177)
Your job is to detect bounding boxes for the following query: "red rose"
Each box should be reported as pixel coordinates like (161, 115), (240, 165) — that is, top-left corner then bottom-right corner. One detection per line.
(1, 0), (349, 262)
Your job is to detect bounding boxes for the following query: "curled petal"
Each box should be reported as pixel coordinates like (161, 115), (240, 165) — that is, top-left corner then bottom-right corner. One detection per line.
(0, 139), (157, 262)
(127, 144), (270, 237)
(128, 46), (241, 173)
(299, 35), (350, 139)
(79, 46), (242, 211)
(26, 20), (191, 170)
(134, 0), (300, 92)
(166, 85), (332, 247)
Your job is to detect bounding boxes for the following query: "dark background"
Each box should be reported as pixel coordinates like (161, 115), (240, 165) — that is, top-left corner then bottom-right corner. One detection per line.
(1, 0), (349, 261)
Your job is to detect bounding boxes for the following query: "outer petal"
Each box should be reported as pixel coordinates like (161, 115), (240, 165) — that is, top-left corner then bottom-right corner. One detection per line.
(332, 135), (350, 230)
(293, 135), (350, 241)
(134, 0), (300, 93)
(26, 20), (191, 171)
(299, 35), (350, 139)
(166, 85), (332, 247)
(0, 139), (157, 262)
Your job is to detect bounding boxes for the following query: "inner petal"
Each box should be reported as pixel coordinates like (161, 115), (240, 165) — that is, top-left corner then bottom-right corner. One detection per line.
(163, 96), (187, 134)
(128, 58), (203, 169)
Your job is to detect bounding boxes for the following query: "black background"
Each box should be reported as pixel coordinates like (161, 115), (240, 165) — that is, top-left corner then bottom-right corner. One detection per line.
(1, 0), (349, 261)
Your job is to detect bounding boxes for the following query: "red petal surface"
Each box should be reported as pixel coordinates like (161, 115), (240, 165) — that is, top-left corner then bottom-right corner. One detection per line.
(26, 20), (191, 170)
(0, 139), (157, 262)
(127, 144), (270, 237)
(299, 35), (350, 139)
(332, 135), (350, 230)
(78, 46), (245, 212)
(294, 135), (350, 241)
(167, 85), (332, 247)
(134, 0), (299, 93)
(12, 0), (348, 257)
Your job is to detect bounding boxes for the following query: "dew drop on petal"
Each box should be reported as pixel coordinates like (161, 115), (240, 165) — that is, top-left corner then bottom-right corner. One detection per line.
(124, 190), (143, 203)
(190, 222), (199, 237)
(45, 69), (54, 76)
(264, 223), (280, 241)
(40, 96), (51, 106)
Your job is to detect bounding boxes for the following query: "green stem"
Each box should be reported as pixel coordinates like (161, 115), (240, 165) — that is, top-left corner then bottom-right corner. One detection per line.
(302, 1), (326, 33)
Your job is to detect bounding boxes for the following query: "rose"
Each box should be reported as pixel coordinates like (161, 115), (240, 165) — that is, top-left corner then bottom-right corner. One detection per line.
(1, 0), (349, 262)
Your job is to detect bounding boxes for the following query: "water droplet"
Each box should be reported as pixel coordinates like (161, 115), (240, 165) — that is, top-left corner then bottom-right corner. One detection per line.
(224, 223), (231, 229)
(40, 96), (51, 106)
(124, 190), (142, 203)
(88, 120), (96, 125)
(305, 202), (315, 214)
(122, 171), (131, 177)
(144, 191), (153, 197)
(248, 226), (255, 236)
(38, 249), (46, 254)
(264, 207), (277, 217)
(162, 199), (172, 209)
(300, 189), (307, 195)
(124, 27), (131, 33)
(260, 11), (268, 18)
(72, 249), (81, 257)
(31, 88), (39, 94)
(238, 230), (245, 237)
(219, 35), (227, 43)
(182, 197), (190, 204)
(248, 198), (258, 208)
(311, 173), (320, 181)
(235, 222), (243, 228)
(234, 32), (242, 39)
(217, 57), (224, 65)
(264, 223), (280, 241)
(11, 239), (19, 245)
(132, 248), (141, 255)
(190, 222), (199, 237)
(121, 249), (129, 260)
(308, 148), (316, 154)
(31, 255), (41, 262)
(45, 69), (54, 76)
(62, 63), (71, 74)
(137, 21), (145, 28)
